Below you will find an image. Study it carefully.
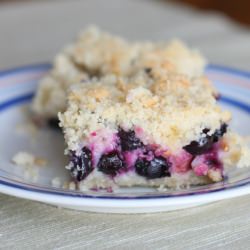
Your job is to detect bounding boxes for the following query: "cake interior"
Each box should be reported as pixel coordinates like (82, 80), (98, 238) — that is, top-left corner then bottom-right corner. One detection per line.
(67, 124), (228, 186)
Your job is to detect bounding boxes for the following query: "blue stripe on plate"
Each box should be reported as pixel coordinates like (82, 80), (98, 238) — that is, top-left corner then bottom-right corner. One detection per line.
(0, 63), (51, 77)
(0, 93), (34, 111)
(207, 64), (250, 79)
(220, 96), (250, 113)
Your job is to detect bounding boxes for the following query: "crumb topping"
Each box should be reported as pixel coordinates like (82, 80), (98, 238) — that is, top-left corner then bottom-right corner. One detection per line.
(12, 151), (47, 167)
(32, 26), (206, 118)
(59, 68), (231, 152)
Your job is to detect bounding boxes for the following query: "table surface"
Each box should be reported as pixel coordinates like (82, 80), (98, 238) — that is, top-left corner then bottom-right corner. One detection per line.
(0, 0), (250, 249)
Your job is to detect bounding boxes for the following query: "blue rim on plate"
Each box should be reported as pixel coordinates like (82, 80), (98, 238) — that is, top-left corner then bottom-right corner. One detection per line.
(0, 63), (250, 200)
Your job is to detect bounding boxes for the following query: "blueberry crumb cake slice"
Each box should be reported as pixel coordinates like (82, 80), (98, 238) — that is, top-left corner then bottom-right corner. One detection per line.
(59, 68), (250, 191)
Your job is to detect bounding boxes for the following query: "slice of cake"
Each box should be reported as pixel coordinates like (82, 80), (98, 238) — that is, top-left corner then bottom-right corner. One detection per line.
(32, 26), (205, 122)
(58, 68), (250, 191)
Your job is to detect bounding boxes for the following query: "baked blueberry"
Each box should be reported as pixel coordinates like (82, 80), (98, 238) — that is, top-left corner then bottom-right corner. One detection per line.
(98, 152), (125, 176)
(213, 123), (227, 142)
(47, 118), (60, 129)
(183, 124), (228, 155)
(118, 128), (144, 151)
(183, 137), (213, 155)
(135, 156), (171, 179)
(69, 147), (93, 181)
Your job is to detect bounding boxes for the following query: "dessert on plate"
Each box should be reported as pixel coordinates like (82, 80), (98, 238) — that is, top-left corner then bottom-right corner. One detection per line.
(58, 67), (250, 191)
(32, 26), (205, 123)
(31, 26), (250, 191)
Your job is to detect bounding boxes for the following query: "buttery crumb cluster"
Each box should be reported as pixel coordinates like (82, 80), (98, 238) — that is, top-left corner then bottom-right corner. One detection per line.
(32, 26), (205, 119)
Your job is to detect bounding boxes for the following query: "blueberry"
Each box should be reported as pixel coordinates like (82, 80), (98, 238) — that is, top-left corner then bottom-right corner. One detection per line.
(47, 118), (60, 129)
(183, 137), (213, 155)
(214, 93), (221, 100)
(118, 128), (144, 151)
(135, 157), (171, 179)
(183, 123), (228, 155)
(213, 123), (227, 142)
(98, 152), (124, 176)
(69, 147), (93, 181)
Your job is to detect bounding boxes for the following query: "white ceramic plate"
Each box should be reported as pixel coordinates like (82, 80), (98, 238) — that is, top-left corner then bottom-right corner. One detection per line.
(0, 64), (250, 213)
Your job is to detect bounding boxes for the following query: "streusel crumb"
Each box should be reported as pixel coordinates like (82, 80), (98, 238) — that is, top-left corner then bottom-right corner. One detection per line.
(59, 67), (231, 152)
(32, 26), (206, 119)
